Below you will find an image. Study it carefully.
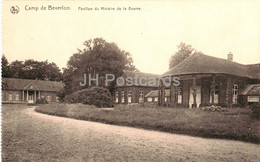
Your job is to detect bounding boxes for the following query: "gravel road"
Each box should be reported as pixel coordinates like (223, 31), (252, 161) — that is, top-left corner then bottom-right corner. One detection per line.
(2, 105), (260, 162)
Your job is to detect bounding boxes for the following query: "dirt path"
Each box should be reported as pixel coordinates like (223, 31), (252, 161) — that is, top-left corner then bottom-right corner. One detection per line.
(2, 105), (260, 162)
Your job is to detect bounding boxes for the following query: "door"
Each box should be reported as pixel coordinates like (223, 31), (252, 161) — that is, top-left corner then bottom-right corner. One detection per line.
(189, 86), (201, 108)
(28, 93), (34, 103)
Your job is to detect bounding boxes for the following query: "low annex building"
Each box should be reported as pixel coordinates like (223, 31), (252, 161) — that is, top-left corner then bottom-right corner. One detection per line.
(240, 84), (260, 105)
(156, 53), (260, 108)
(2, 78), (64, 103)
(114, 70), (159, 104)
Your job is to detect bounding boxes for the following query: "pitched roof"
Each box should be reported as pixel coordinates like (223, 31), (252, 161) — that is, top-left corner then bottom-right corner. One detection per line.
(122, 70), (160, 79)
(245, 64), (260, 80)
(162, 53), (260, 79)
(241, 84), (260, 95)
(145, 89), (170, 98)
(116, 70), (160, 87)
(2, 78), (64, 92)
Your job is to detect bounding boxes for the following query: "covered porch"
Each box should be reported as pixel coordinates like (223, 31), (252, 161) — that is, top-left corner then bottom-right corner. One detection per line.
(158, 74), (247, 108)
(22, 82), (42, 103)
(22, 90), (42, 103)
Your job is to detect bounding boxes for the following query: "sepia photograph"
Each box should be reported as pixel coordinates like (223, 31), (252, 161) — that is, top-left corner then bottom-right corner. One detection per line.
(1, 0), (260, 161)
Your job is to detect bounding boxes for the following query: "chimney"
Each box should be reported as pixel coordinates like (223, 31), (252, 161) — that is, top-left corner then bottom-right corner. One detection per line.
(227, 52), (233, 61)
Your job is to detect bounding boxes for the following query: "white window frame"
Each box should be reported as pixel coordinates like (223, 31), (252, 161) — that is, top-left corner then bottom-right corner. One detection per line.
(8, 93), (13, 101)
(210, 84), (219, 104)
(121, 91), (125, 103)
(47, 96), (51, 102)
(148, 97), (153, 102)
(154, 97), (158, 102)
(115, 92), (119, 103)
(177, 87), (182, 104)
(127, 91), (132, 103)
(15, 92), (20, 101)
(232, 84), (238, 104)
(139, 91), (144, 103)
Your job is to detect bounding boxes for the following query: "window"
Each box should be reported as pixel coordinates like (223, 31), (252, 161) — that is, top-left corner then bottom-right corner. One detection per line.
(148, 97), (153, 102)
(127, 91), (132, 103)
(8, 93), (12, 101)
(177, 87), (182, 104)
(15, 93), (19, 101)
(56, 97), (59, 102)
(47, 96), (51, 102)
(214, 85), (219, 95)
(139, 91), (144, 103)
(232, 84), (238, 104)
(154, 97), (158, 102)
(121, 91), (125, 103)
(115, 92), (119, 103)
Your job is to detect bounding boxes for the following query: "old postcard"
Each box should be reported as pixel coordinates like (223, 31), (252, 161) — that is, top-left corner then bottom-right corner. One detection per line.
(2, 0), (260, 161)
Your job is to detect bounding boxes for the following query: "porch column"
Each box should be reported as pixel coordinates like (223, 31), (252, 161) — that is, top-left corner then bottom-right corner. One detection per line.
(211, 75), (216, 104)
(192, 75), (197, 108)
(26, 91), (28, 102)
(38, 91), (40, 99)
(22, 90), (24, 103)
(34, 91), (36, 102)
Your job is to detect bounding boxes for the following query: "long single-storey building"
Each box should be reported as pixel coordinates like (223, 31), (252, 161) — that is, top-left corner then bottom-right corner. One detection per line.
(2, 78), (64, 103)
(157, 53), (260, 108)
(114, 70), (159, 104)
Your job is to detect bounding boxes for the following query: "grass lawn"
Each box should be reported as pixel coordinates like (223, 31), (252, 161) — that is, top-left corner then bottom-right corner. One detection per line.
(35, 103), (260, 143)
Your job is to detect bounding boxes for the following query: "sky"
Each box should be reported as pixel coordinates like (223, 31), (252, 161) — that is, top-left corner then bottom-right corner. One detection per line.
(3, 0), (260, 74)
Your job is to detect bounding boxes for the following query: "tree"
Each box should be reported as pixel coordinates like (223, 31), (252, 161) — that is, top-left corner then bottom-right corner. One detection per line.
(4, 58), (62, 81)
(8, 60), (24, 78)
(169, 42), (195, 69)
(63, 38), (138, 95)
(22, 60), (62, 81)
(1, 55), (11, 77)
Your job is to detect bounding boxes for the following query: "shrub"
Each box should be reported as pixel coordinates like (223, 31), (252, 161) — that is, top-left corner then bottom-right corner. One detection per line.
(200, 105), (227, 112)
(250, 103), (260, 119)
(64, 91), (81, 103)
(64, 86), (114, 108)
(57, 88), (66, 102)
(35, 97), (48, 104)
